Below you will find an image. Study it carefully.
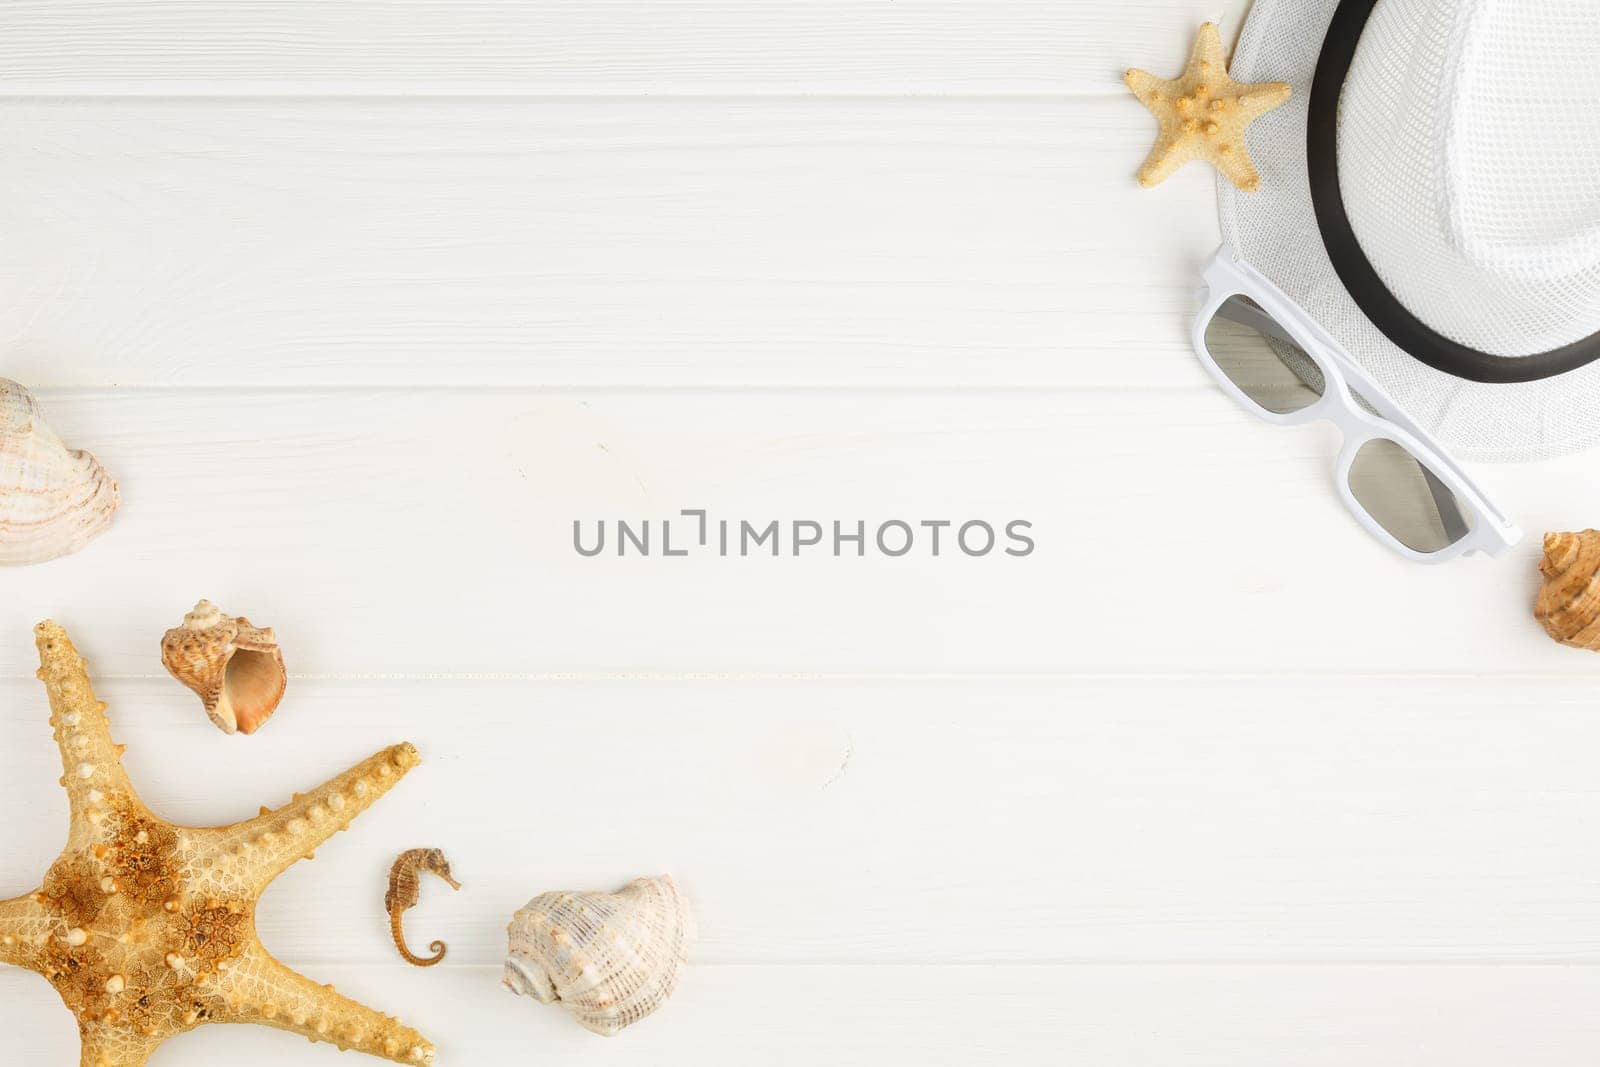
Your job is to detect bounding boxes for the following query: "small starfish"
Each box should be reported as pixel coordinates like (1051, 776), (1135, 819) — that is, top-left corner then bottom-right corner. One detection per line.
(1125, 23), (1291, 192)
(0, 621), (435, 1066)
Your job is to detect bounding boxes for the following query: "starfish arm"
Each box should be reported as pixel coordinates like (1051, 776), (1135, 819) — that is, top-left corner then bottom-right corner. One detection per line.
(190, 743), (421, 896)
(1213, 146), (1264, 193)
(1136, 133), (1191, 188)
(1239, 82), (1293, 117)
(1192, 22), (1227, 73)
(216, 944), (435, 1064)
(0, 890), (52, 968)
(78, 1024), (161, 1067)
(34, 621), (139, 841)
(1209, 141), (1260, 191)
(1124, 68), (1171, 106)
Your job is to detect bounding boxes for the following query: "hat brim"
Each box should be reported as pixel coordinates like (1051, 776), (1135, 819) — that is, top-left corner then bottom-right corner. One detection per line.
(1219, 0), (1600, 463)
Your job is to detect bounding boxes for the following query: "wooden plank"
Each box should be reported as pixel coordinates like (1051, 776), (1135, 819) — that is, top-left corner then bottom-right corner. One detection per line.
(0, 0), (1235, 95)
(0, 96), (1221, 390)
(7, 962), (1600, 1064)
(2, 676), (1599, 965)
(0, 388), (1578, 678)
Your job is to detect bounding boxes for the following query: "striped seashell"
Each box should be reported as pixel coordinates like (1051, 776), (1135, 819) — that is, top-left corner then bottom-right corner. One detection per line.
(0, 378), (118, 566)
(503, 875), (693, 1036)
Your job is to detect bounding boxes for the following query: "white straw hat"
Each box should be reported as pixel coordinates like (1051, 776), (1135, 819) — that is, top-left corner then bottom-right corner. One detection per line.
(1220, 0), (1600, 462)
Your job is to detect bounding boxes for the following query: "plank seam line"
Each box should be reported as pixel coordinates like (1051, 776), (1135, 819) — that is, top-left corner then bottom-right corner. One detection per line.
(7, 960), (1584, 971)
(0, 671), (1570, 683)
(22, 385), (1234, 399)
(0, 90), (1133, 102)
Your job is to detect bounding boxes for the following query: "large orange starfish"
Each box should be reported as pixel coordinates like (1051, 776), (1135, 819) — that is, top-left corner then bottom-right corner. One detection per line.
(0, 621), (435, 1066)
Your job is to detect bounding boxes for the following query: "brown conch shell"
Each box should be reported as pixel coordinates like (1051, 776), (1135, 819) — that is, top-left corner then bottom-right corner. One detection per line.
(160, 600), (288, 734)
(1535, 531), (1600, 651)
(503, 874), (694, 1036)
(0, 378), (118, 566)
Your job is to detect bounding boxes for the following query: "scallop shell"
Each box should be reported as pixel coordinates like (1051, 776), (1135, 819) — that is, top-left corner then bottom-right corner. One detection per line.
(0, 378), (118, 565)
(1535, 531), (1600, 651)
(160, 600), (288, 734)
(503, 874), (694, 1036)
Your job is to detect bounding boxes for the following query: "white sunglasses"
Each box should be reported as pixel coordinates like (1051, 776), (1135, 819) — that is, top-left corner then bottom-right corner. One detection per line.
(1193, 246), (1522, 563)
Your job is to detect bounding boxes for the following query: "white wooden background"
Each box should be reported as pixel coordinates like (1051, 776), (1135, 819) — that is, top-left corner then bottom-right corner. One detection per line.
(3, 1), (1600, 1063)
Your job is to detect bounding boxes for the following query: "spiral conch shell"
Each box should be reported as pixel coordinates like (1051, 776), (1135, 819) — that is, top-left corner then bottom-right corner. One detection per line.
(0, 378), (118, 565)
(160, 599), (288, 734)
(1534, 531), (1600, 651)
(503, 875), (694, 1036)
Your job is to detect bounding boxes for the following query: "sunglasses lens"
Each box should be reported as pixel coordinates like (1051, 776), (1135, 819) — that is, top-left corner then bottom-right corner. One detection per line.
(1203, 295), (1325, 414)
(1346, 438), (1473, 554)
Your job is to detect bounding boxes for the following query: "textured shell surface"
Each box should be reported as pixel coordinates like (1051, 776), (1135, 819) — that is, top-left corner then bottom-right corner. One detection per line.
(503, 875), (694, 1037)
(0, 378), (119, 566)
(1535, 530), (1600, 651)
(160, 600), (288, 735)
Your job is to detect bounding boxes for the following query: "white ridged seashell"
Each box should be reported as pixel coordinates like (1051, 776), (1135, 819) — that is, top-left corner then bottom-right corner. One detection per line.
(503, 874), (694, 1036)
(0, 378), (118, 566)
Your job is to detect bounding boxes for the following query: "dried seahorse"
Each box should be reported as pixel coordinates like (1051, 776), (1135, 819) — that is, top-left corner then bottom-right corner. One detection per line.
(386, 848), (462, 967)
